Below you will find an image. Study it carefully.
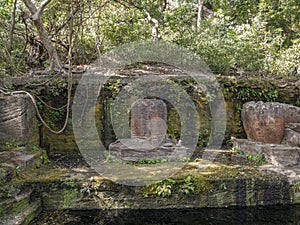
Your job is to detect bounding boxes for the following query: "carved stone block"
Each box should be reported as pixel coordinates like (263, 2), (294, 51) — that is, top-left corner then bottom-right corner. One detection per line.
(0, 94), (39, 148)
(242, 101), (300, 143)
(131, 99), (167, 146)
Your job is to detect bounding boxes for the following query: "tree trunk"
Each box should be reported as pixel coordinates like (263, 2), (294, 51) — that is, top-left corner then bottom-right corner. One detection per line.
(22, 0), (62, 71)
(8, 0), (18, 54)
(197, 0), (204, 30)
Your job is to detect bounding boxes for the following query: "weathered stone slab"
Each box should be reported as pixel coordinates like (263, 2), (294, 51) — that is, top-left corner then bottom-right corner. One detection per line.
(0, 147), (42, 172)
(109, 139), (186, 161)
(0, 94), (39, 148)
(233, 139), (300, 167)
(41, 175), (292, 211)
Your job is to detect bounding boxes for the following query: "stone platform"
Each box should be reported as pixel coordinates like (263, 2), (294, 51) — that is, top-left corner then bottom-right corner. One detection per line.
(13, 150), (300, 211)
(233, 139), (300, 167)
(1, 149), (300, 224)
(109, 138), (187, 161)
(233, 139), (300, 186)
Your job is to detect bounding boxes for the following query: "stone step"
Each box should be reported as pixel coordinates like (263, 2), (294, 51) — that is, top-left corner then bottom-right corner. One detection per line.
(0, 190), (32, 217)
(0, 200), (41, 225)
(0, 147), (42, 177)
(0, 161), (16, 184)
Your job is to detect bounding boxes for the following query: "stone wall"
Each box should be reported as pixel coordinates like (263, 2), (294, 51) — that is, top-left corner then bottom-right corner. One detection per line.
(0, 94), (39, 148)
(1, 69), (300, 155)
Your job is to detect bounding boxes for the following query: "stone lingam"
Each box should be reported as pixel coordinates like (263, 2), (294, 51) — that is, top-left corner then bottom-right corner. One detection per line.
(109, 99), (187, 161)
(233, 101), (300, 167)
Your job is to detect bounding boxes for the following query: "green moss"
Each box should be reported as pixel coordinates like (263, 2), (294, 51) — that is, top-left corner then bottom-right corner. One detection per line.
(167, 108), (181, 140)
(17, 166), (68, 184)
(191, 174), (212, 194)
(140, 172), (212, 198)
(63, 188), (78, 208)
(0, 192), (29, 217)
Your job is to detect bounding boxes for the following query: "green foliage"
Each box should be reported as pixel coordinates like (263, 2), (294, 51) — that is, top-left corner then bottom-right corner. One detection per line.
(104, 79), (123, 97)
(127, 157), (190, 165)
(155, 183), (173, 197)
(149, 176), (203, 197)
(37, 79), (67, 129)
(246, 152), (266, 164)
(130, 158), (168, 165)
(236, 87), (278, 102)
(0, 0), (300, 76)
(12, 166), (21, 178)
(35, 152), (50, 168)
(232, 147), (244, 155)
(48, 79), (68, 97)
(179, 176), (195, 195)
(3, 141), (19, 149)
(30, 146), (40, 152)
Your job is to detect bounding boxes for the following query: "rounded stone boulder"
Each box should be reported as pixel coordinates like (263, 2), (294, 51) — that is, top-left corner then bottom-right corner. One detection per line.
(241, 101), (300, 144)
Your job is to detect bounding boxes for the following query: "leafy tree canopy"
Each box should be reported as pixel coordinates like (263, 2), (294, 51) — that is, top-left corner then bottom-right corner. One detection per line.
(0, 0), (299, 76)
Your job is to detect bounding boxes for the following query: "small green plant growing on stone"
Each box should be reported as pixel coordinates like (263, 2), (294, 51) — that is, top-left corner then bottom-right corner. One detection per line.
(35, 152), (50, 168)
(127, 157), (189, 165)
(179, 176), (195, 194)
(4, 141), (19, 148)
(246, 153), (266, 163)
(104, 154), (122, 163)
(155, 183), (172, 197)
(105, 79), (122, 97)
(135, 158), (168, 165)
(80, 179), (115, 208)
(30, 146), (40, 152)
(155, 178), (176, 197)
(232, 147), (244, 155)
(13, 166), (21, 178)
(178, 157), (190, 162)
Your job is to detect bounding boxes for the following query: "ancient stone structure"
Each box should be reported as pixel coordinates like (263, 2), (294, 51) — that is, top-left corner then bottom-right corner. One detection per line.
(241, 101), (300, 144)
(0, 94), (42, 225)
(0, 94), (39, 147)
(235, 101), (300, 168)
(109, 99), (186, 161)
(131, 99), (167, 146)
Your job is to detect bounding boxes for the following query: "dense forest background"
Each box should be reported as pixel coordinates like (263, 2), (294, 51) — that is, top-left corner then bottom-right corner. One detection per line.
(1, 0), (299, 77)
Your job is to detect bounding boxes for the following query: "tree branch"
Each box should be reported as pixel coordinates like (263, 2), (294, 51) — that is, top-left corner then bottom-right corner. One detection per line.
(144, 11), (159, 40)
(32, 0), (52, 21)
(197, 0), (204, 30)
(8, 0), (18, 53)
(22, 0), (62, 71)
